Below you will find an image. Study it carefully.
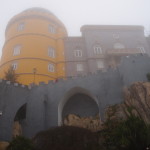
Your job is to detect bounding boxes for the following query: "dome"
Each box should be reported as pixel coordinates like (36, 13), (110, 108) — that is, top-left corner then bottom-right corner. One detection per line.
(6, 7), (67, 34)
(22, 7), (55, 16)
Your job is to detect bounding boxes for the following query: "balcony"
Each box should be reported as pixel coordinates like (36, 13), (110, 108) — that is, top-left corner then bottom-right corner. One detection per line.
(107, 48), (141, 56)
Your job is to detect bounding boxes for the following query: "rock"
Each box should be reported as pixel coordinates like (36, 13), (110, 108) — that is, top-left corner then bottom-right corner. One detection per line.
(12, 121), (22, 137)
(123, 82), (150, 124)
(0, 141), (9, 150)
(64, 114), (102, 132)
(65, 82), (150, 131)
(104, 82), (150, 124)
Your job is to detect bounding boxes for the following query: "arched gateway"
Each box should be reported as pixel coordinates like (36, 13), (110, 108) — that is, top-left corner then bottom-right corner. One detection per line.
(58, 87), (100, 126)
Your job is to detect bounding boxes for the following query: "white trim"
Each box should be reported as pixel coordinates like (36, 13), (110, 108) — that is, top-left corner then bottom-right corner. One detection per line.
(13, 45), (21, 56)
(93, 46), (102, 54)
(12, 62), (18, 70)
(48, 64), (55, 72)
(48, 47), (55, 58)
(74, 50), (82, 57)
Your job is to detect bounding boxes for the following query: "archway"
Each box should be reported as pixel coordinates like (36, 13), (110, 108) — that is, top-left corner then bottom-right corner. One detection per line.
(13, 104), (27, 137)
(58, 87), (101, 131)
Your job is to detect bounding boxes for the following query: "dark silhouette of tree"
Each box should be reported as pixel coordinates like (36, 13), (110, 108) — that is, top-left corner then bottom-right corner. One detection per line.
(4, 66), (18, 83)
(32, 126), (98, 150)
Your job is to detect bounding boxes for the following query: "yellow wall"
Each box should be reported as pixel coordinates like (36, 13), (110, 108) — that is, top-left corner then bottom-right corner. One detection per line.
(0, 9), (67, 85)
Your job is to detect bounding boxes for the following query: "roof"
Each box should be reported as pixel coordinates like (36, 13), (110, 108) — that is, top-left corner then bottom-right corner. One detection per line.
(23, 7), (55, 16)
(81, 25), (144, 32)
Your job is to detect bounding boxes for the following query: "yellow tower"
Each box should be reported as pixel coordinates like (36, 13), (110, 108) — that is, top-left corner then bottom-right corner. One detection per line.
(0, 8), (67, 85)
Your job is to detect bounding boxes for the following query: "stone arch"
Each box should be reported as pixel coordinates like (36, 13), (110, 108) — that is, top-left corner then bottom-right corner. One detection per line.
(13, 103), (27, 137)
(58, 87), (100, 126)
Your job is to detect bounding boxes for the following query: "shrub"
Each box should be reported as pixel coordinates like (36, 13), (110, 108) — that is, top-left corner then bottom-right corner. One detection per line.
(99, 116), (150, 150)
(32, 126), (99, 150)
(146, 73), (150, 81)
(7, 136), (34, 150)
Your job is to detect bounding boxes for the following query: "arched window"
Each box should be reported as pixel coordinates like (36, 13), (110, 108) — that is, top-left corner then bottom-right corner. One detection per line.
(48, 64), (55, 72)
(113, 43), (125, 49)
(74, 50), (82, 57)
(93, 46), (102, 54)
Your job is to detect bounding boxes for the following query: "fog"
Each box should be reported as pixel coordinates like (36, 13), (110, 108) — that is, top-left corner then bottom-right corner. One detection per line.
(0, 0), (150, 57)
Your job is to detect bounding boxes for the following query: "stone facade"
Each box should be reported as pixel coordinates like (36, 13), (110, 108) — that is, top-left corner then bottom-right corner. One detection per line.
(64, 25), (150, 77)
(0, 54), (150, 141)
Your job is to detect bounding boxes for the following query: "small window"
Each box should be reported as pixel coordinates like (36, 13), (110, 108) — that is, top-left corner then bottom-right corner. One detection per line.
(18, 23), (25, 31)
(13, 45), (21, 56)
(48, 64), (55, 72)
(113, 34), (119, 39)
(97, 60), (104, 69)
(12, 62), (18, 70)
(48, 47), (55, 58)
(137, 47), (145, 53)
(49, 25), (56, 33)
(113, 43), (125, 49)
(74, 50), (82, 57)
(76, 64), (83, 71)
(93, 46), (102, 54)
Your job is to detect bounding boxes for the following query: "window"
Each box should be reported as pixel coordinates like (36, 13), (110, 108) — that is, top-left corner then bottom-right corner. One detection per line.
(93, 46), (102, 54)
(48, 47), (55, 58)
(76, 64), (83, 71)
(18, 23), (25, 31)
(113, 34), (119, 39)
(137, 47), (145, 53)
(12, 62), (18, 70)
(97, 60), (104, 69)
(74, 50), (82, 57)
(13, 45), (21, 56)
(49, 25), (56, 33)
(48, 64), (55, 72)
(113, 43), (125, 49)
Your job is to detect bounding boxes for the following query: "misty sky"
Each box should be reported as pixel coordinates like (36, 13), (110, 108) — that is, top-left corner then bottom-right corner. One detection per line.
(0, 0), (150, 57)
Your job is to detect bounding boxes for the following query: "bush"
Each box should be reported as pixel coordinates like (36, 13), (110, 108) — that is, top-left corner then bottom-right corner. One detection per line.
(99, 116), (150, 150)
(146, 73), (150, 81)
(7, 136), (34, 150)
(32, 126), (99, 150)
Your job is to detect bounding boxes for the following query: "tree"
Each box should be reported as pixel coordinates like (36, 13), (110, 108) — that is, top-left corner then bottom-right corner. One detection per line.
(6, 136), (34, 150)
(4, 66), (18, 83)
(100, 116), (150, 150)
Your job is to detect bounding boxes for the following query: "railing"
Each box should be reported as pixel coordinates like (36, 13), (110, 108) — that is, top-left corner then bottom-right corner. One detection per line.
(107, 49), (141, 55)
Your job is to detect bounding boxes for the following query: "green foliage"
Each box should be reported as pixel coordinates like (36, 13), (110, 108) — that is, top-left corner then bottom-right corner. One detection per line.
(4, 66), (18, 83)
(146, 73), (150, 82)
(100, 116), (150, 150)
(7, 136), (34, 150)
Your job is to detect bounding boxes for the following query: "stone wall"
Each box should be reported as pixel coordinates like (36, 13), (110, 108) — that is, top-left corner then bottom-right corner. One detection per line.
(0, 54), (150, 141)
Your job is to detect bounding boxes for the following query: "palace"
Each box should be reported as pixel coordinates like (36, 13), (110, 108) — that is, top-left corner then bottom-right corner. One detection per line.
(0, 7), (149, 85)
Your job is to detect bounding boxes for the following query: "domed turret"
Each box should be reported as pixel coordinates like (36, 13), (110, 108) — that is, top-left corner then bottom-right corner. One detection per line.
(0, 8), (67, 85)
